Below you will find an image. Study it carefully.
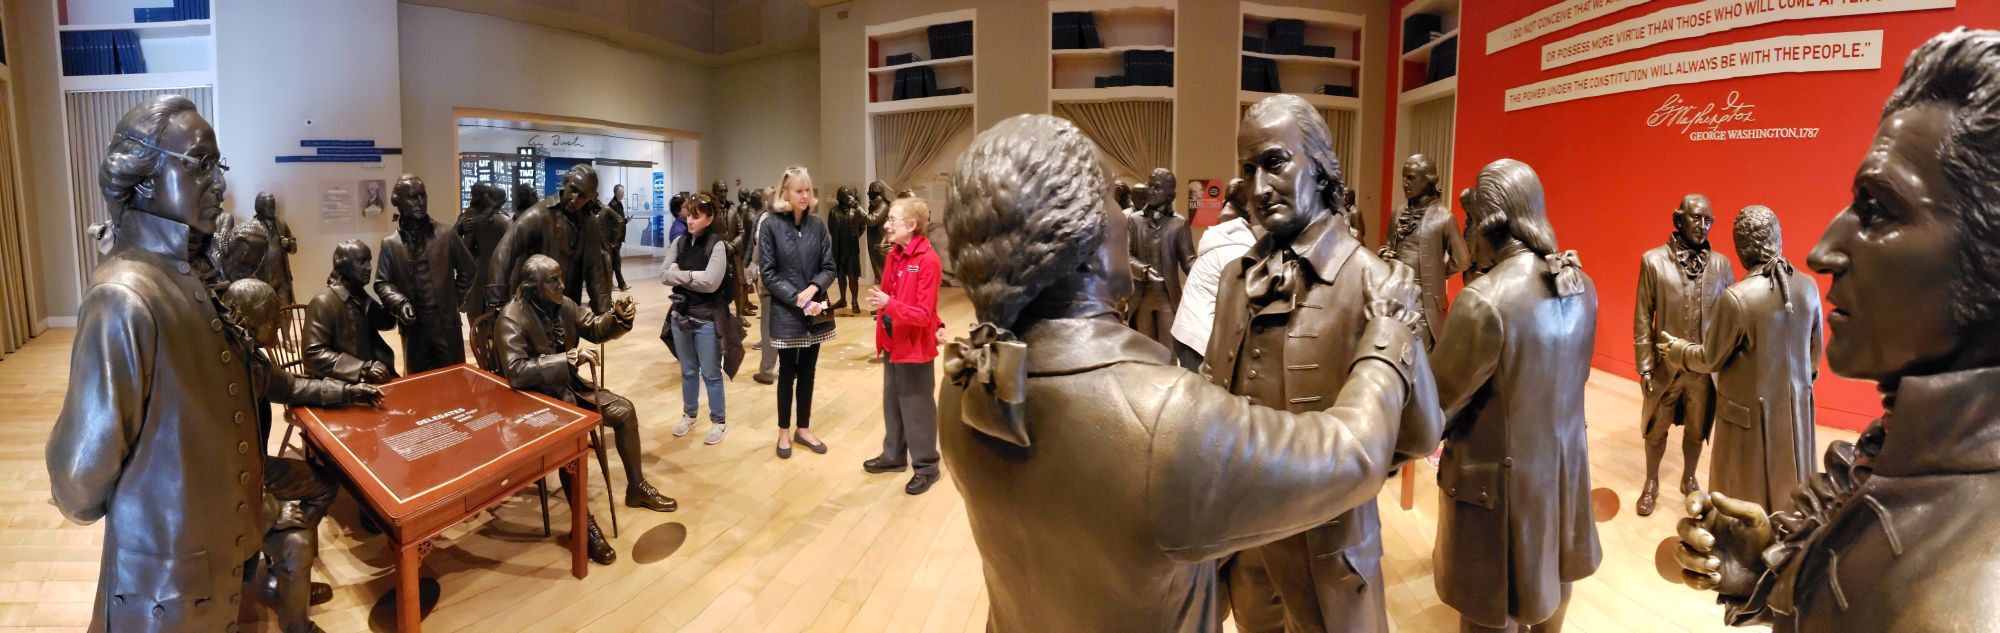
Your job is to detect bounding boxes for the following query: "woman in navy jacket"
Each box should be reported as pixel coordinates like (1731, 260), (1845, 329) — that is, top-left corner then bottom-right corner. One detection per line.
(759, 165), (837, 458)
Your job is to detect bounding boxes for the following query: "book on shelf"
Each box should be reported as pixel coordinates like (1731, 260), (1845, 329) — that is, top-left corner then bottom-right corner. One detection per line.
(927, 21), (973, 59)
(1267, 18), (1306, 55)
(1052, 12), (1102, 50)
(1403, 13), (1443, 52)
(1426, 36), (1458, 83)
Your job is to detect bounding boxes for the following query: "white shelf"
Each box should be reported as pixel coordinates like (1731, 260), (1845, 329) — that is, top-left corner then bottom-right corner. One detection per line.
(868, 55), (975, 75)
(1053, 86), (1174, 102)
(1242, 51), (1361, 69)
(1050, 0), (1174, 12)
(867, 9), (977, 39)
(61, 70), (215, 93)
(1401, 0), (1460, 22)
(1399, 75), (1457, 106)
(1241, 2), (1364, 29)
(1402, 29), (1459, 64)
(1240, 90), (1360, 111)
(59, 19), (211, 39)
(1051, 45), (1173, 57)
(867, 92), (975, 115)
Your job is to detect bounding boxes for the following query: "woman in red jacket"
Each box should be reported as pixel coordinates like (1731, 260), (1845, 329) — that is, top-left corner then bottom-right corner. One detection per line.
(864, 197), (946, 495)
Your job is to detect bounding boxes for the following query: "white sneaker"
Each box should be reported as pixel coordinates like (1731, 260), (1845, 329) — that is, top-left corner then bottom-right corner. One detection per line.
(704, 423), (727, 445)
(673, 414), (695, 437)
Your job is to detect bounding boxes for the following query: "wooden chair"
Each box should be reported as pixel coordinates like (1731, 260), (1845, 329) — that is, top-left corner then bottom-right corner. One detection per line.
(271, 305), (311, 458)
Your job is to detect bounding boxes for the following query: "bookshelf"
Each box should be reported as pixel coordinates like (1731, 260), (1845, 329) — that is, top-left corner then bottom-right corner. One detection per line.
(56, 1), (215, 92)
(1238, 2), (1363, 108)
(865, 9), (976, 112)
(1394, 0), (1461, 213)
(1047, 0), (1176, 98)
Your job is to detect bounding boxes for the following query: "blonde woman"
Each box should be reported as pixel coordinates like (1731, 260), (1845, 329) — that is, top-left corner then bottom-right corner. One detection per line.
(758, 166), (836, 458)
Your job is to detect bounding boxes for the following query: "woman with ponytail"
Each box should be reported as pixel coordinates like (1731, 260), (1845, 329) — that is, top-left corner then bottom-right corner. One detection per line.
(1657, 205), (1823, 513)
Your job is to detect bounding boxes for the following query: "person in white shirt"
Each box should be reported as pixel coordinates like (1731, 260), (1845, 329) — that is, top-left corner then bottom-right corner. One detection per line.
(1169, 178), (1257, 370)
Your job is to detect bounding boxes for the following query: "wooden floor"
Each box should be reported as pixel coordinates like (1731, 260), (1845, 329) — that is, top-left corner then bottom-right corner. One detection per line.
(0, 266), (1842, 632)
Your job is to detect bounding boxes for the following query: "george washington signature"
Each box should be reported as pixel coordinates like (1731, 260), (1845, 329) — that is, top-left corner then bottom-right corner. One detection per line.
(1647, 91), (1758, 135)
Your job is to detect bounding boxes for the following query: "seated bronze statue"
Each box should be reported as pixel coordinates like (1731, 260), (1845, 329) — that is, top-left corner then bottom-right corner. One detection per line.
(937, 113), (1441, 632)
(303, 240), (397, 384)
(1677, 28), (2000, 631)
(495, 254), (673, 565)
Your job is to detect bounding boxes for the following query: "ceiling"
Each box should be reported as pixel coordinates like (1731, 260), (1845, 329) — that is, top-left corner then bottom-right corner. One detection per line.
(402, 0), (822, 66)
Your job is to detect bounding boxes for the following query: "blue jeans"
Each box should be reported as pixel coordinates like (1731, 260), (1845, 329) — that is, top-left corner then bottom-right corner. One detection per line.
(671, 318), (725, 423)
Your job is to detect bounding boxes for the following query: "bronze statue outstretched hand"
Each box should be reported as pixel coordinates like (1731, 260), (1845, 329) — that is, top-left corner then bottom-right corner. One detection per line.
(344, 384), (385, 407)
(1678, 491), (1774, 596)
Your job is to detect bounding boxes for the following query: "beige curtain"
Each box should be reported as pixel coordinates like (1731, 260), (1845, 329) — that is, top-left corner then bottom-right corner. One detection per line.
(1321, 108), (1360, 180)
(65, 87), (216, 276)
(1406, 96), (1457, 196)
(0, 86), (32, 354)
(1053, 101), (1172, 184)
(873, 106), (972, 192)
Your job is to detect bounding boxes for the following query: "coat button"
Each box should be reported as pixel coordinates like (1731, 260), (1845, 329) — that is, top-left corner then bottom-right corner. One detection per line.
(237, 502), (247, 514)
(233, 412), (245, 424)
(220, 350), (232, 363)
(210, 319), (223, 331)
(1250, 348), (1262, 359)
(1331, 519), (1341, 527)
(1480, 492), (1491, 503)
(176, 262), (190, 274)
(1502, 457), (1514, 467)
(228, 623), (240, 633)
(239, 472), (250, 484)
(236, 535), (247, 547)
(232, 565), (242, 577)
(237, 442), (250, 455)
(229, 594), (240, 606)
(1447, 486), (1457, 496)
(227, 383), (240, 395)
(1248, 370), (1260, 379)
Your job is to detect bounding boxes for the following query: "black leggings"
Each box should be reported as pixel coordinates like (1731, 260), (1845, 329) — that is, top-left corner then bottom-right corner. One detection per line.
(776, 344), (822, 429)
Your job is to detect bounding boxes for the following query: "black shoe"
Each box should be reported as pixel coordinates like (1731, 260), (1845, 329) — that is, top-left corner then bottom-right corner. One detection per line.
(258, 575), (334, 607)
(863, 457), (908, 474)
(754, 372), (776, 385)
(617, 284), (631, 291)
(795, 432), (827, 454)
(585, 516), (616, 565)
(625, 481), (678, 512)
(905, 473), (938, 495)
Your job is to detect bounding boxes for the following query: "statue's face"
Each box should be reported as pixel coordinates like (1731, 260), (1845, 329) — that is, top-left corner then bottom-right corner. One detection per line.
(868, 183), (887, 202)
(148, 110), (227, 237)
(1675, 196), (1714, 245)
(533, 266), (565, 305)
(713, 182), (729, 199)
(1808, 103), (1965, 381)
(225, 236), (267, 280)
(1239, 113), (1328, 241)
(839, 189), (858, 207)
(1402, 157), (1437, 201)
(254, 193), (276, 219)
(393, 177), (428, 223)
(335, 246), (371, 288)
(1145, 174), (1174, 208)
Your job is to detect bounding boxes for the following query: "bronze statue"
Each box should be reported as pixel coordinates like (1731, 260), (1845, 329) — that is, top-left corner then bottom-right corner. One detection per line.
(211, 216), (271, 291)
(827, 185), (866, 314)
(47, 95), (263, 633)
(212, 191), (297, 303)
(304, 240), (397, 383)
(1344, 186), (1365, 241)
(1430, 158), (1601, 632)
(466, 164), (615, 365)
(1207, 94), (1441, 633)
(605, 183), (630, 291)
(253, 192), (298, 303)
(938, 112), (1441, 633)
(1678, 29), (2000, 631)
(376, 174), (476, 375)
(496, 254), (675, 565)
(1634, 193), (1735, 516)
(1657, 206), (1821, 513)
(1382, 153), (1470, 346)
(861, 180), (891, 280)
(1125, 168), (1193, 348)
(1113, 178), (1133, 213)
(457, 182), (513, 370)
(220, 278), (381, 633)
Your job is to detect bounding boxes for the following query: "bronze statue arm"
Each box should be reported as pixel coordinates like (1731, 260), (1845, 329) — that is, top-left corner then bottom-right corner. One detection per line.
(1442, 215), (1471, 276)
(1660, 291), (1749, 374)
(372, 243), (411, 320)
(1634, 260), (1659, 379)
(1148, 317), (1434, 561)
(258, 356), (358, 407)
(1175, 222), (1194, 274)
(448, 231), (476, 307)
(494, 308), (568, 392)
(1430, 286), (1502, 425)
(574, 300), (635, 344)
(46, 284), (154, 523)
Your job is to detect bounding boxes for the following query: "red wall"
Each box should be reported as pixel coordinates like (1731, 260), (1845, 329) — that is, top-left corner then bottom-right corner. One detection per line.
(1383, 1), (2000, 431)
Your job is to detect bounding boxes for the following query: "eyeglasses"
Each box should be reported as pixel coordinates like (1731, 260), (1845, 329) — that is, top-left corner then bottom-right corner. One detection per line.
(125, 134), (229, 175)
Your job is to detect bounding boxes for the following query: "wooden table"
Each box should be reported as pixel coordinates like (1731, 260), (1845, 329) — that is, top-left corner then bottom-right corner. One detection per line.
(288, 364), (598, 632)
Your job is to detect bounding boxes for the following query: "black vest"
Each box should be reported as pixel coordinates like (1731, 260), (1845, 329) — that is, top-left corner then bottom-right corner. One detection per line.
(672, 230), (732, 323)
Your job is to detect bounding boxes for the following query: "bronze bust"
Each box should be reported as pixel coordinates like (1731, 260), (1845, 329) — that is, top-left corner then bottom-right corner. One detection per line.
(1657, 206), (1821, 513)
(1430, 158), (1601, 632)
(1634, 193), (1735, 515)
(376, 174), (476, 375)
(1677, 29), (2000, 631)
(1381, 153), (1470, 347)
(1206, 94), (1441, 633)
(1124, 168), (1193, 348)
(938, 112), (1440, 633)
(47, 95), (264, 632)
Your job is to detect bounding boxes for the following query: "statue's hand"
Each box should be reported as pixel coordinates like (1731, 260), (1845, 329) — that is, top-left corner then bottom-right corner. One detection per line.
(1678, 491), (1774, 597)
(362, 362), (392, 384)
(1655, 333), (1685, 365)
(345, 384), (385, 407)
